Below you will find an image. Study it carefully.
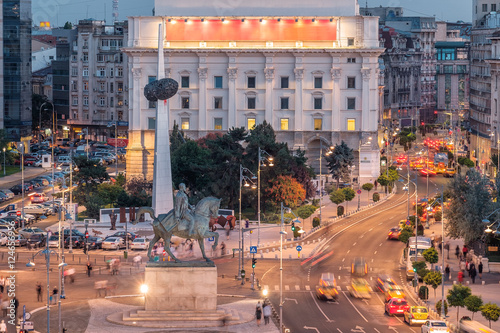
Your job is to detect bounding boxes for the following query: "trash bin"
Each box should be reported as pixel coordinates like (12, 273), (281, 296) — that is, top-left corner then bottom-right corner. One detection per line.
(123, 251), (128, 259)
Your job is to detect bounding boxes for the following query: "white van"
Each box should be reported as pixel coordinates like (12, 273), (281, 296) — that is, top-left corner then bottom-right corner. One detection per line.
(407, 236), (432, 257)
(459, 319), (499, 333)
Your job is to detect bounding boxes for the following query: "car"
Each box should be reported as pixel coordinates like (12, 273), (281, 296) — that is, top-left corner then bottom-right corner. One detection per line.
(0, 232), (7, 246)
(387, 227), (402, 240)
(24, 158), (39, 166)
(351, 257), (367, 277)
(421, 320), (450, 332)
(33, 160), (43, 167)
(384, 283), (405, 302)
(102, 237), (125, 250)
(10, 184), (28, 195)
(375, 275), (398, 293)
(130, 238), (149, 250)
(109, 231), (138, 243)
(348, 278), (372, 299)
(48, 235), (61, 248)
(27, 234), (46, 248)
(64, 235), (84, 249)
(315, 273), (338, 301)
(0, 192), (8, 202)
(385, 297), (410, 316)
(403, 306), (428, 326)
(0, 189), (15, 199)
(443, 168), (456, 178)
(419, 169), (437, 177)
(87, 236), (103, 250)
(18, 227), (46, 238)
(23, 205), (49, 216)
(12, 234), (28, 247)
(30, 193), (49, 203)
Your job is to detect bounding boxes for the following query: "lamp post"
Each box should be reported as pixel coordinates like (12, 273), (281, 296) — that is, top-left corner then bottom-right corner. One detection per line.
(426, 145), (430, 229)
(318, 143), (334, 224)
(21, 143), (25, 228)
(2, 148), (5, 176)
(238, 164), (257, 284)
(69, 156), (78, 254)
(257, 147), (273, 247)
(39, 101), (54, 143)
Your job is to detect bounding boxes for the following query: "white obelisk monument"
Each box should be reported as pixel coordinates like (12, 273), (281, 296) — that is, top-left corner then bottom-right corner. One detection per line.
(152, 20), (174, 215)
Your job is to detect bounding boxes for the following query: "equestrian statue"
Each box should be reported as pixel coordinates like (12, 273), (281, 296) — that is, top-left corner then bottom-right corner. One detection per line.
(132, 184), (221, 263)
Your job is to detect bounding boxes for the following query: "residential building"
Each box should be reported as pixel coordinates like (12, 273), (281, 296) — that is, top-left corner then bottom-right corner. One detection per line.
(32, 66), (52, 100)
(69, 19), (129, 141)
(124, 0), (383, 183)
(32, 39), (56, 72)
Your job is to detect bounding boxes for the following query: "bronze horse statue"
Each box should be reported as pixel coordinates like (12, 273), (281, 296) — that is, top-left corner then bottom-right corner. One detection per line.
(132, 197), (221, 263)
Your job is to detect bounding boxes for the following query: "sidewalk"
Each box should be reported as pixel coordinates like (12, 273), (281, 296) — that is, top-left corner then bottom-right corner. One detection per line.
(0, 166), (48, 188)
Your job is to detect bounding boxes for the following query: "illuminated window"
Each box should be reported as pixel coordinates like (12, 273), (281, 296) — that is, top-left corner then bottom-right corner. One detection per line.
(347, 119), (356, 131)
(148, 117), (156, 130)
(247, 118), (256, 129)
(181, 117), (190, 130)
(347, 77), (356, 89)
(281, 76), (289, 88)
(314, 77), (323, 89)
(347, 98), (355, 110)
(248, 97), (256, 110)
(314, 97), (322, 110)
(214, 118), (223, 130)
(280, 97), (289, 110)
(214, 76), (223, 88)
(181, 76), (190, 88)
(314, 118), (322, 131)
(182, 97), (190, 109)
(247, 76), (256, 88)
(214, 97), (222, 109)
(280, 118), (289, 130)
(83, 82), (89, 91)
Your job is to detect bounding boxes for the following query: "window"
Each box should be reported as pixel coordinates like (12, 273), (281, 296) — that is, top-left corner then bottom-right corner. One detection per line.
(248, 97), (256, 109)
(247, 118), (256, 129)
(314, 77), (323, 89)
(247, 76), (256, 88)
(98, 68), (106, 77)
(71, 82), (78, 91)
(98, 97), (105, 106)
(83, 96), (89, 106)
(82, 54), (88, 62)
(281, 76), (289, 88)
(148, 76), (156, 108)
(314, 97), (322, 110)
(83, 67), (89, 77)
(181, 76), (189, 88)
(148, 117), (156, 130)
(347, 57), (356, 63)
(482, 3), (488, 12)
(72, 96), (78, 105)
(493, 4), (497, 11)
(109, 68), (114, 77)
(117, 82), (123, 92)
(280, 97), (289, 110)
(83, 82), (89, 91)
(280, 118), (289, 130)
(109, 82), (114, 93)
(214, 118), (223, 130)
(97, 54), (105, 62)
(443, 65), (453, 74)
(347, 119), (356, 131)
(117, 68), (123, 77)
(99, 82), (105, 91)
(181, 97), (190, 109)
(71, 67), (78, 76)
(181, 117), (190, 130)
(347, 98), (356, 110)
(457, 65), (467, 73)
(314, 119), (322, 131)
(214, 76), (223, 88)
(347, 38), (354, 46)
(347, 77), (356, 89)
(214, 97), (222, 109)
(110, 97), (114, 107)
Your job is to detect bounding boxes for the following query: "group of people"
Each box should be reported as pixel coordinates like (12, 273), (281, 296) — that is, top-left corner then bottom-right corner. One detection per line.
(255, 301), (272, 326)
(453, 244), (483, 284)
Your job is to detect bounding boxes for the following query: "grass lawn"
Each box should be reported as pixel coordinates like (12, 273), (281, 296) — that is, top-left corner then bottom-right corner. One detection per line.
(0, 165), (21, 178)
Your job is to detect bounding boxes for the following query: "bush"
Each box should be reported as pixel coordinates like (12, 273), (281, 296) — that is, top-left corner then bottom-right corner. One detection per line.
(312, 199), (319, 206)
(419, 286), (429, 300)
(312, 217), (320, 228)
(373, 193), (380, 202)
(436, 300), (449, 316)
(434, 211), (442, 222)
(337, 205), (344, 216)
(417, 224), (424, 236)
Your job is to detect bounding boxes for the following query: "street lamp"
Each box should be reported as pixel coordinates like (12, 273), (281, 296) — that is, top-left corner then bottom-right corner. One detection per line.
(69, 160), (78, 254)
(20, 143), (25, 228)
(39, 101), (54, 143)
(257, 147), (273, 247)
(2, 147), (5, 177)
(238, 164), (257, 284)
(107, 121), (119, 177)
(319, 143), (334, 225)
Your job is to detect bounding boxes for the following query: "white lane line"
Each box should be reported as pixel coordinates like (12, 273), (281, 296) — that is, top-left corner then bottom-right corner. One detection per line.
(374, 251), (377, 255)
(342, 258), (346, 262)
(379, 243), (383, 246)
(305, 285), (311, 291)
(337, 329), (343, 333)
(309, 291), (334, 322)
(374, 329), (381, 333)
(359, 234), (365, 239)
(369, 228), (374, 231)
(341, 291), (368, 322)
(347, 250), (350, 254)
(353, 242), (357, 246)
(295, 285), (300, 291)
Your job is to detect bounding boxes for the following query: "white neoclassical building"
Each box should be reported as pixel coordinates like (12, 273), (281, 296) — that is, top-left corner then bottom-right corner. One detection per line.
(123, 0), (383, 184)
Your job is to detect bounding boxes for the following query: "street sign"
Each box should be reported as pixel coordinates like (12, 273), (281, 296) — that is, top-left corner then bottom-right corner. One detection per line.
(22, 321), (34, 330)
(406, 220), (410, 226)
(356, 190), (362, 194)
(16, 211), (21, 216)
(208, 236), (215, 242)
(296, 245), (302, 252)
(250, 246), (257, 254)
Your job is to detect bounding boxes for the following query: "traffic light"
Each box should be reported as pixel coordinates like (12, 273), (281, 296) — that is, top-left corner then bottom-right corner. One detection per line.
(252, 258), (257, 268)
(291, 223), (295, 231)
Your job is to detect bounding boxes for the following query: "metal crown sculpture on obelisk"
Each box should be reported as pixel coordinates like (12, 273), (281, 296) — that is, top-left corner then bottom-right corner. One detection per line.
(145, 20), (177, 215)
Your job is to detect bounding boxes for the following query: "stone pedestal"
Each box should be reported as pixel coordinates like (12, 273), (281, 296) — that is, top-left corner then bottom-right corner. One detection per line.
(144, 265), (217, 311)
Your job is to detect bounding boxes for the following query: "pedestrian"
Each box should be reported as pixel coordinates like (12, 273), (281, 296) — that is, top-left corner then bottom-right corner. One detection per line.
(444, 242), (450, 259)
(226, 227), (230, 240)
(374, 180), (378, 190)
(220, 241), (226, 256)
(438, 241), (443, 253)
(458, 270), (464, 284)
(445, 265), (450, 282)
(0, 276), (4, 293)
(478, 261), (483, 279)
(263, 302), (271, 325)
(470, 266), (477, 284)
(1, 299), (7, 317)
(36, 282), (42, 302)
(462, 245), (468, 260)
(455, 245), (460, 260)
(0, 319), (6, 333)
(13, 297), (18, 319)
(460, 260), (466, 272)
(255, 301), (262, 326)
(86, 262), (93, 277)
(466, 260), (470, 276)
(52, 286), (58, 304)
(134, 255), (141, 269)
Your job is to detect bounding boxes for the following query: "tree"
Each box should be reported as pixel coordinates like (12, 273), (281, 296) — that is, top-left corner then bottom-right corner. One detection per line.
(96, 183), (127, 207)
(63, 21), (73, 29)
(266, 175), (306, 208)
(436, 300), (449, 316)
(297, 205), (317, 227)
(413, 261), (429, 280)
(422, 247), (439, 269)
(398, 228), (413, 244)
(423, 271), (442, 300)
(481, 302), (500, 328)
(342, 187), (356, 212)
(447, 284), (472, 322)
(325, 141), (354, 188)
(362, 183), (374, 201)
(330, 190), (345, 206)
(464, 295), (483, 319)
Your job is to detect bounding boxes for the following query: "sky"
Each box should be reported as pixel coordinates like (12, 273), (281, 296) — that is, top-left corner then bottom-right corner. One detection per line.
(32, 0), (471, 27)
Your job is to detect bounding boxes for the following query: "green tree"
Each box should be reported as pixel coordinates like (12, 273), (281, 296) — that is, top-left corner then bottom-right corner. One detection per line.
(362, 183), (374, 201)
(297, 205), (317, 226)
(423, 271), (442, 300)
(63, 21), (73, 29)
(464, 295), (483, 319)
(413, 261), (429, 280)
(342, 187), (356, 212)
(422, 247), (439, 269)
(325, 141), (354, 188)
(481, 302), (500, 328)
(96, 183), (127, 207)
(330, 189), (345, 206)
(398, 228), (413, 244)
(447, 284), (472, 322)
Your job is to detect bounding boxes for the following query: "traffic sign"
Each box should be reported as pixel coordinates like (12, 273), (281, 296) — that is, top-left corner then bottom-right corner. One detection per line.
(16, 210), (21, 216)
(406, 220), (410, 226)
(356, 190), (362, 194)
(22, 321), (34, 330)
(296, 245), (302, 252)
(208, 236), (215, 242)
(250, 246), (257, 254)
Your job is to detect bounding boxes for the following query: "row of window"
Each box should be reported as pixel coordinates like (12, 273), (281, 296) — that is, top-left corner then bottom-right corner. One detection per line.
(73, 81), (124, 93)
(148, 117), (357, 132)
(179, 75), (357, 89)
(74, 67), (124, 77)
(74, 96), (124, 107)
(178, 96), (357, 110)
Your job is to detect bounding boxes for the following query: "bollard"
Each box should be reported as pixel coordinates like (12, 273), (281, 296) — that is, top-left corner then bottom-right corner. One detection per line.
(266, 249), (269, 253)
(261, 254), (264, 259)
(272, 248), (275, 252)
(482, 281), (485, 285)
(79, 257), (81, 264)
(94, 258), (97, 264)
(466, 281), (469, 285)
(275, 254), (278, 259)
(289, 254), (292, 259)
(222, 274), (225, 278)
(307, 241), (310, 245)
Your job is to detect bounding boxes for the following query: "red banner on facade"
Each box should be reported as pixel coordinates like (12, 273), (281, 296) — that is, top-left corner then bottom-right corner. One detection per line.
(107, 138), (128, 147)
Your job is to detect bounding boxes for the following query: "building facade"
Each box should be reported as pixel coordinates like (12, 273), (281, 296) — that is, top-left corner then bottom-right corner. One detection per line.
(123, 0), (383, 183)
(2, 0), (32, 141)
(68, 19), (129, 141)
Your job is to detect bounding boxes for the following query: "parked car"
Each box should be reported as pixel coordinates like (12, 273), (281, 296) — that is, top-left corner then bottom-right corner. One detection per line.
(18, 227), (46, 238)
(87, 236), (103, 250)
(12, 234), (28, 247)
(48, 235), (61, 248)
(27, 234), (46, 248)
(102, 237), (125, 250)
(109, 231), (138, 243)
(32, 178), (49, 186)
(0, 192), (8, 202)
(10, 184), (31, 195)
(30, 193), (49, 203)
(0, 189), (15, 199)
(64, 235), (84, 249)
(130, 238), (149, 250)
(24, 158), (39, 166)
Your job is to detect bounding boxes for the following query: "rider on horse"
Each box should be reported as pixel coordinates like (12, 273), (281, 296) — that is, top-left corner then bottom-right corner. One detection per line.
(174, 183), (196, 237)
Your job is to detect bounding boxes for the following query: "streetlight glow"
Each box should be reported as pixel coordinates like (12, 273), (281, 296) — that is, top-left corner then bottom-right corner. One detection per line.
(140, 284), (149, 294)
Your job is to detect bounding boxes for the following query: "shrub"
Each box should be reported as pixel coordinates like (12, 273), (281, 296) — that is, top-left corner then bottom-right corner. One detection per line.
(312, 217), (320, 228)
(436, 300), (449, 316)
(312, 199), (319, 206)
(337, 205), (344, 216)
(373, 192), (380, 202)
(434, 211), (442, 222)
(419, 286), (429, 300)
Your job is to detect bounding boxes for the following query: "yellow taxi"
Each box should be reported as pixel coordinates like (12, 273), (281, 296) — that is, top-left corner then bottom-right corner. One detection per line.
(348, 278), (372, 299)
(404, 306), (429, 326)
(384, 283), (405, 302)
(315, 273), (339, 301)
(443, 168), (456, 178)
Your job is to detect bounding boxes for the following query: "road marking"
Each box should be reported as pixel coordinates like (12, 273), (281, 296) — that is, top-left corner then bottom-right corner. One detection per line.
(337, 329), (343, 333)
(295, 285), (300, 291)
(341, 291), (368, 322)
(285, 285), (290, 291)
(342, 258), (346, 262)
(374, 251), (377, 255)
(275, 285), (279, 291)
(304, 326), (320, 333)
(261, 264), (276, 281)
(309, 291), (334, 322)
(359, 234), (364, 239)
(369, 228), (373, 231)
(379, 243), (383, 246)
(353, 242), (357, 246)
(305, 285), (311, 291)
(347, 250), (350, 254)
(285, 297), (298, 304)
(374, 329), (381, 333)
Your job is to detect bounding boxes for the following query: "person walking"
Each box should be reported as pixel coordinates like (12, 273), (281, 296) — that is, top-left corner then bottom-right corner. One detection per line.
(470, 266), (477, 284)
(13, 297), (18, 319)
(444, 242), (450, 259)
(36, 282), (42, 302)
(445, 265), (450, 282)
(462, 245), (468, 260)
(255, 301), (262, 327)
(263, 302), (271, 325)
(460, 260), (466, 272)
(455, 245), (460, 260)
(478, 261), (483, 279)
(86, 262), (93, 277)
(0, 276), (4, 293)
(458, 270), (464, 284)
(220, 242), (226, 256)
(52, 286), (58, 304)
(0, 319), (6, 333)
